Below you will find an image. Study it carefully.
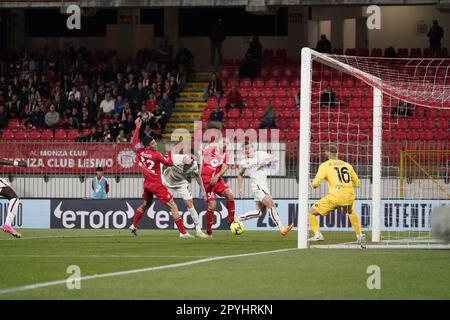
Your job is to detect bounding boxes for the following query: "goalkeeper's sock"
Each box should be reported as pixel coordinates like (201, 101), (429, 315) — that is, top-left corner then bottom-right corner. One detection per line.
(132, 208), (144, 228)
(174, 217), (187, 234)
(226, 199), (235, 223)
(268, 207), (283, 230)
(238, 210), (261, 221)
(348, 212), (362, 236)
(187, 206), (201, 231)
(308, 213), (320, 234)
(5, 198), (19, 226)
(206, 209), (214, 235)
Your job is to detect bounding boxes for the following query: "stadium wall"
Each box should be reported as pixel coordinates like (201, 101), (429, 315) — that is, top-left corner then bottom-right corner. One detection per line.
(2, 198), (448, 231)
(5, 177), (449, 199)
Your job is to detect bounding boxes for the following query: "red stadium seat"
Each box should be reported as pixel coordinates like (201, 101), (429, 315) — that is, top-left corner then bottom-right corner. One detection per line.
(28, 129), (42, 141)
(1, 129), (14, 140)
(54, 129), (67, 141)
(7, 119), (20, 130)
(236, 118), (249, 129)
(14, 130), (28, 141)
(41, 129), (54, 141)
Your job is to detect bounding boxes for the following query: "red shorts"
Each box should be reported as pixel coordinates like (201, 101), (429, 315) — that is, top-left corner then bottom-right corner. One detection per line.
(202, 176), (230, 202)
(142, 183), (173, 205)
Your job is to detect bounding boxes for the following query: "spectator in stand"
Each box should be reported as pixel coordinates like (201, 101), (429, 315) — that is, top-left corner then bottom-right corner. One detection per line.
(142, 124), (154, 140)
(116, 128), (128, 143)
(66, 92), (81, 115)
(68, 107), (80, 129)
(81, 84), (94, 102)
(225, 86), (245, 117)
(316, 34), (332, 54)
(158, 36), (174, 63)
(121, 101), (134, 122)
(259, 100), (277, 129)
(149, 104), (165, 130)
(391, 100), (413, 117)
(109, 115), (121, 140)
(53, 94), (65, 116)
(91, 167), (109, 199)
(158, 92), (174, 124)
(61, 74), (73, 95)
(320, 84), (338, 108)
(385, 46), (397, 58)
(209, 18), (226, 67)
(87, 125), (102, 142)
(206, 73), (223, 103)
(45, 104), (60, 129)
(81, 95), (96, 124)
(6, 94), (21, 119)
(428, 20), (444, 50)
(248, 35), (263, 61)
(26, 105), (45, 129)
(114, 95), (125, 116)
(175, 47), (194, 71)
(207, 104), (224, 130)
(0, 105), (8, 129)
(122, 114), (135, 135)
(98, 92), (115, 119)
(137, 104), (152, 122)
(69, 86), (81, 101)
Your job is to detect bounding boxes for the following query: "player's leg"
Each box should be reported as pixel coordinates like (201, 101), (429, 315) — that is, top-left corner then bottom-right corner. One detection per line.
(129, 188), (153, 236)
(0, 186), (22, 238)
(261, 194), (294, 236)
(206, 198), (216, 237)
(183, 198), (207, 238)
(216, 181), (235, 224)
(308, 195), (337, 241)
(165, 199), (193, 238)
(237, 201), (263, 221)
(343, 204), (366, 248)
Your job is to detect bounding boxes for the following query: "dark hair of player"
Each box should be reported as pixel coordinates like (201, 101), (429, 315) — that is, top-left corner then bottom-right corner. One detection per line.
(328, 144), (338, 154)
(96, 167), (103, 172)
(142, 135), (155, 147)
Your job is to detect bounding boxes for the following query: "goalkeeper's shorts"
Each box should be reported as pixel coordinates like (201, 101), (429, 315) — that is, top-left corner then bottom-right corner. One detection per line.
(312, 194), (355, 216)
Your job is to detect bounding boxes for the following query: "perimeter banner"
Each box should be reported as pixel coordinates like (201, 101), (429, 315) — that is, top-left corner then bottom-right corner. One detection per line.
(0, 143), (137, 174)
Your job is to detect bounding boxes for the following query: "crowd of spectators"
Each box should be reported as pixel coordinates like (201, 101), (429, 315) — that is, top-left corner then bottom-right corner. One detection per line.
(0, 45), (194, 142)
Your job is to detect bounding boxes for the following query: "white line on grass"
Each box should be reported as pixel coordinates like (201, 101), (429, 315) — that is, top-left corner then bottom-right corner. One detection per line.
(0, 248), (296, 295)
(0, 234), (117, 241)
(0, 254), (214, 259)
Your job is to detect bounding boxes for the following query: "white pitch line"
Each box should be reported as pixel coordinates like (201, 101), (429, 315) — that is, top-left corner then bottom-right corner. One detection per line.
(0, 248), (296, 295)
(0, 254), (214, 259)
(0, 234), (117, 241)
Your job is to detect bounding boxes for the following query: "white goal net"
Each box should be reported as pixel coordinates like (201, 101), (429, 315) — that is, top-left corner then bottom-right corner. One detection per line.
(298, 48), (450, 249)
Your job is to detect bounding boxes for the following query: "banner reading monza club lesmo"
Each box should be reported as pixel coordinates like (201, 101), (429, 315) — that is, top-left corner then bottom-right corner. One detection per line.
(0, 142), (138, 174)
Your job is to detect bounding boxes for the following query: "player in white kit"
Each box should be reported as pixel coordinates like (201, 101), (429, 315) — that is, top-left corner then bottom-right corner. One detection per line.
(1, 158), (27, 238)
(236, 141), (294, 236)
(162, 153), (208, 238)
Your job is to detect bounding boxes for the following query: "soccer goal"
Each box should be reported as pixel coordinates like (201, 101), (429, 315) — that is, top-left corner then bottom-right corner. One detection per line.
(297, 47), (450, 249)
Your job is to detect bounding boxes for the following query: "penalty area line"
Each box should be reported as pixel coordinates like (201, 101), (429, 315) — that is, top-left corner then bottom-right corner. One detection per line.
(0, 247), (297, 295)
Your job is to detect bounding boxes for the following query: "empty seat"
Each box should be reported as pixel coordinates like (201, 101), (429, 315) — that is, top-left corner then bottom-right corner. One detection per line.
(14, 130), (28, 141)
(7, 119), (20, 130)
(54, 129), (67, 141)
(1, 129), (14, 140)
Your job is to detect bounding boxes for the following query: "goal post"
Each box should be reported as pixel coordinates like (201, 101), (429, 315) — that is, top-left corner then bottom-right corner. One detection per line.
(297, 47), (450, 249)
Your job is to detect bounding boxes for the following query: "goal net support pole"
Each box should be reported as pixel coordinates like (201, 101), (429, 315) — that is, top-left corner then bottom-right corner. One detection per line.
(298, 47), (383, 248)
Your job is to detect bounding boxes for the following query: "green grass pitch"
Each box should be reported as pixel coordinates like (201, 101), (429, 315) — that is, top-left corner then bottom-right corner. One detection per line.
(0, 229), (449, 299)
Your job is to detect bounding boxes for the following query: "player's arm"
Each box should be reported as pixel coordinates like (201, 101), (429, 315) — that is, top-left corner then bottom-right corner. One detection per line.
(159, 145), (173, 166)
(237, 166), (246, 199)
(310, 163), (326, 189)
(349, 165), (360, 188)
(257, 152), (278, 169)
(132, 118), (142, 150)
(193, 171), (208, 201)
(0, 158), (27, 167)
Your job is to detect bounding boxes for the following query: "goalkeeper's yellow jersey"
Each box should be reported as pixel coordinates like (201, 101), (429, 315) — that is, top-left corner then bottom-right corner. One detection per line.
(311, 158), (360, 204)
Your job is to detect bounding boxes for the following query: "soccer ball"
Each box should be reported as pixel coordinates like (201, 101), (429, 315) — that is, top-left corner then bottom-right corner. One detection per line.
(230, 221), (245, 235)
(431, 205), (450, 243)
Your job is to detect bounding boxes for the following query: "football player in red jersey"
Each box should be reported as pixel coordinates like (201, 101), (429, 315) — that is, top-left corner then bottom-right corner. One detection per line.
(129, 118), (193, 238)
(201, 137), (236, 237)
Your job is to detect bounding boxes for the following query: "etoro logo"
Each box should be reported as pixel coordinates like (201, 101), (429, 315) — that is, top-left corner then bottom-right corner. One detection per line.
(117, 149), (135, 169)
(53, 201), (134, 229)
(146, 201), (228, 229)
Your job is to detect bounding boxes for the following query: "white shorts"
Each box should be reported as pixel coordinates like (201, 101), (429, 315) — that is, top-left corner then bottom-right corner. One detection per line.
(167, 183), (193, 201)
(251, 183), (271, 202)
(0, 178), (11, 193)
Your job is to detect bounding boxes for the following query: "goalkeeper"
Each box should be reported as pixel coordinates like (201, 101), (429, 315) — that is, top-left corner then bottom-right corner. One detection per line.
(308, 144), (367, 248)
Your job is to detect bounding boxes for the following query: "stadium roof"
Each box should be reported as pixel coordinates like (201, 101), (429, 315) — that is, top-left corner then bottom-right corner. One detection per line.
(0, 0), (448, 9)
